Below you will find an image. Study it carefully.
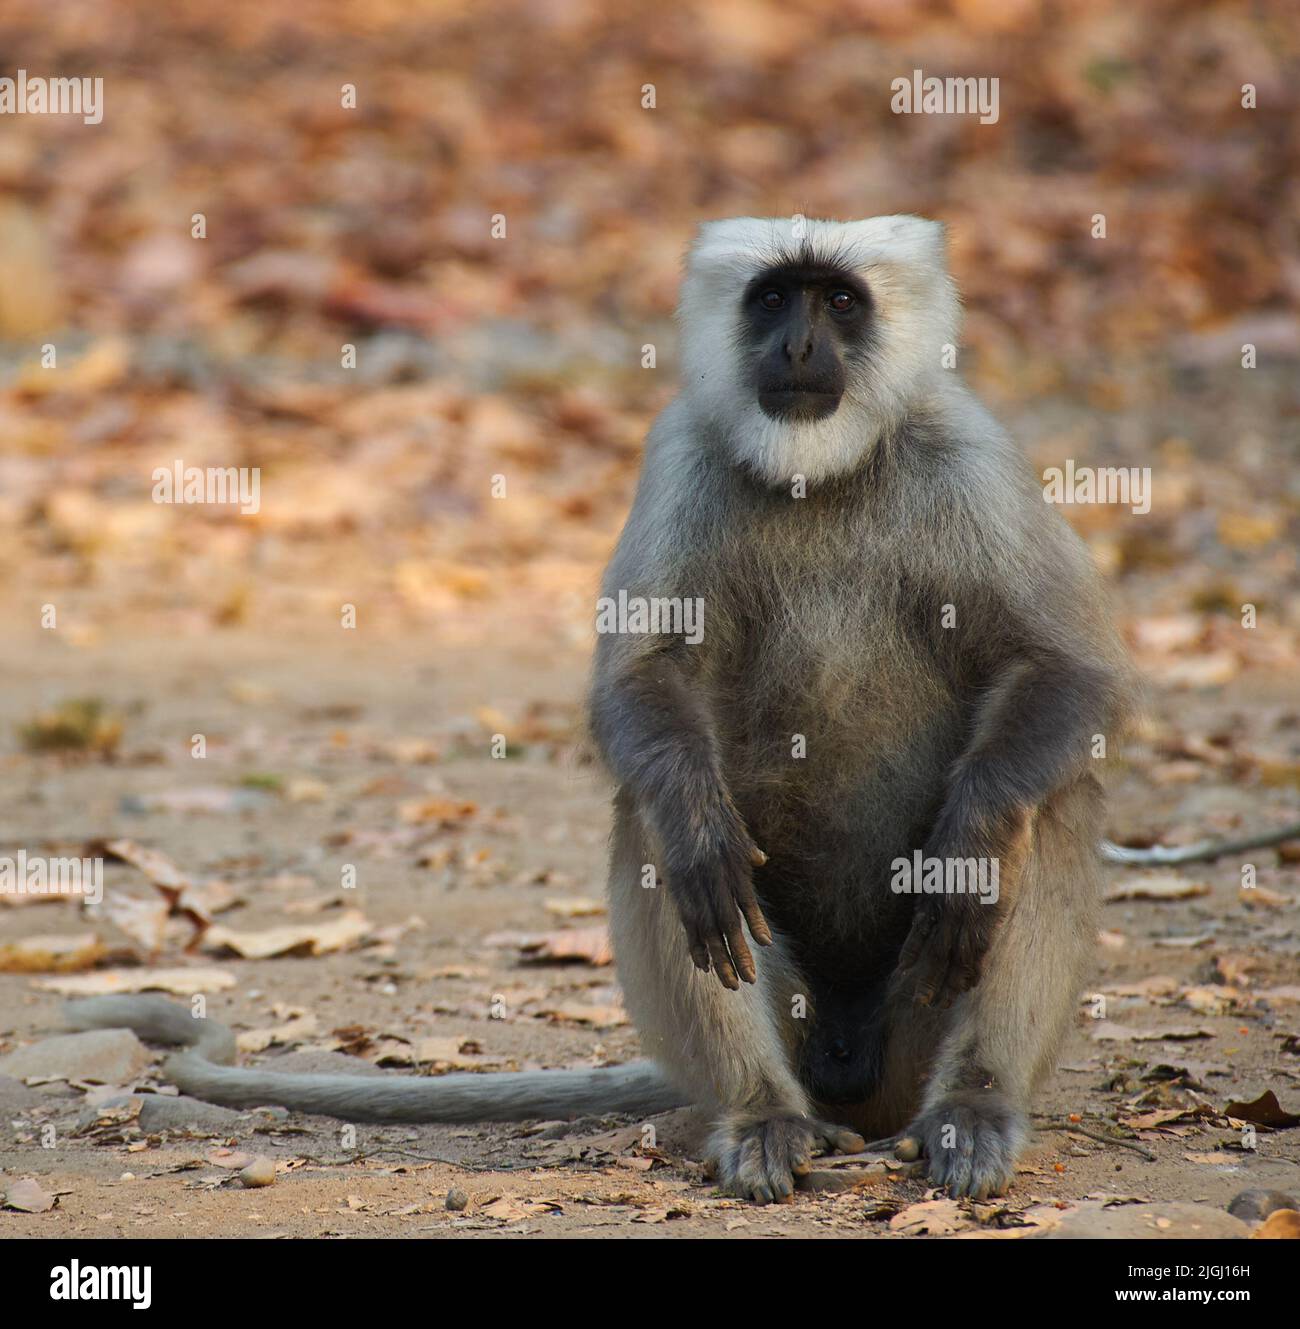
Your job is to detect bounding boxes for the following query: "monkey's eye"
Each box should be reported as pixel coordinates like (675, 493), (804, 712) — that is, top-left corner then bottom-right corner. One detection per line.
(828, 290), (856, 313)
(758, 289), (785, 310)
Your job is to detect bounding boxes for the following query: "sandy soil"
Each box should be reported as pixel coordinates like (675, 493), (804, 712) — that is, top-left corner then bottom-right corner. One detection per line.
(0, 618), (1297, 1240)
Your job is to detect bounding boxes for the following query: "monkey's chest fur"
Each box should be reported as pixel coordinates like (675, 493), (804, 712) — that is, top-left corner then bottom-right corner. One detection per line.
(706, 490), (970, 994)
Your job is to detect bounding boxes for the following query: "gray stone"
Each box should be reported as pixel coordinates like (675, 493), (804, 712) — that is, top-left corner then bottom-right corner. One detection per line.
(0, 1029), (149, 1085)
(138, 1094), (246, 1134)
(0, 1073), (46, 1115)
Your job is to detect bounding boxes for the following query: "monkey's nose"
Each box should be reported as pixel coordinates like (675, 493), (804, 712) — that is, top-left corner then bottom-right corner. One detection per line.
(827, 1038), (851, 1062)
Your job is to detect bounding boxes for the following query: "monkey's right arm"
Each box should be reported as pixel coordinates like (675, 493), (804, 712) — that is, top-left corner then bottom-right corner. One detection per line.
(899, 485), (1134, 1007)
(589, 634), (772, 989)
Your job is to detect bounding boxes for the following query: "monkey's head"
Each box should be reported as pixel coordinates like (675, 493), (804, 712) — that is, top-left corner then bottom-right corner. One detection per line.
(677, 215), (960, 486)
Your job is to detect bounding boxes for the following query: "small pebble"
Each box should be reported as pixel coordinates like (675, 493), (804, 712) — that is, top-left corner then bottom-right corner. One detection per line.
(239, 1156), (277, 1188)
(445, 1188), (469, 1211)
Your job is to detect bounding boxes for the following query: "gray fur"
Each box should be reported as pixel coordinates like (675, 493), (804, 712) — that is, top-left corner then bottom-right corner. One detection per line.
(588, 215), (1134, 1200)
(64, 993), (685, 1122)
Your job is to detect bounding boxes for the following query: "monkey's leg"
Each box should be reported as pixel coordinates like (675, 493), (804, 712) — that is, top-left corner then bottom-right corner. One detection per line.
(900, 779), (1103, 1199)
(608, 799), (865, 1203)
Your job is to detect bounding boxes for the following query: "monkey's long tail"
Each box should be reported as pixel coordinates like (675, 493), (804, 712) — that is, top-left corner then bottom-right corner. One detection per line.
(65, 995), (688, 1123)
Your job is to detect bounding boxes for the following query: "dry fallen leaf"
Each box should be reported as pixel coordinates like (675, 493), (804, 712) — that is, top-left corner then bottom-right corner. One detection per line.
(2, 1178), (56, 1213)
(1239, 885), (1293, 910)
(398, 798), (477, 826)
(237, 1015), (319, 1054)
(1124, 1106), (1214, 1129)
(889, 1198), (972, 1236)
(207, 1149), (256, 1170)
(1106, 873), (1210, 902)
(1181, 985), (1244, 1015)
(91, 838), (239, 946)
(413, 1036), (508, 1071)
(479, 1196), (561, 1222)
(204, 909), (372, 959)
(98, 892), (171, 953)
(0, 933), (107, 974)
(1252, 1209), (1300, 1239)
(543, 896), (606, 918)
(95, 839), (190, 890)
(485, 927), (613, 967)
(33, 966), (236, 996)
(1223, 1091), (1300, 1130)
(1091, 1022), (1215, 1043)
(535, 1001), (629, 1028)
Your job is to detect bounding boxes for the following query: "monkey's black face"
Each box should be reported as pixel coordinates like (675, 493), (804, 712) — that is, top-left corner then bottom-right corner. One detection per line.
(741, 262), (872, 422)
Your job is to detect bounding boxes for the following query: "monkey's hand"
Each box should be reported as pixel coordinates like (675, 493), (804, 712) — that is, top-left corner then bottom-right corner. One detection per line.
(664, 812), (773, 990)
(898, 890), (997, 1008)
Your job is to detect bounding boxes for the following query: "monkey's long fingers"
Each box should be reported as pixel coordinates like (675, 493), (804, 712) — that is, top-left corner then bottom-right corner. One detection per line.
(897, 920), (933, 973)
(720, 907), (757, 985)
(704, 925), (741, 990)
(682, 919), (719, 981)
(733, 876), (773, 949)
(913, 953), (958, 1009)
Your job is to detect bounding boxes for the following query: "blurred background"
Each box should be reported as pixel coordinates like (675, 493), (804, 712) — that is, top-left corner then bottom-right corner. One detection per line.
(0, 0), (1297, 829)
(0, 0), (1296, 643)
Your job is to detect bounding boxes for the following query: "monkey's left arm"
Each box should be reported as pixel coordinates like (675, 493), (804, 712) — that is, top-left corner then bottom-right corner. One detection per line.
(899, 643), (1122, 1006)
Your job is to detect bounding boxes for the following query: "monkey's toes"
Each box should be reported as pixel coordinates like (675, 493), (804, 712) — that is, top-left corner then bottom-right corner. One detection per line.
(907, 1090), (1027, 1199)
(710, 1115), (868, 1203)
(810, 1122), (867, 1156)
(710, 1115), (837, 1205)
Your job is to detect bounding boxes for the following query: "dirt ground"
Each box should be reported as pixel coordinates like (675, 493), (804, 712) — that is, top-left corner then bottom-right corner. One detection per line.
(1, 597), (1298, 1240)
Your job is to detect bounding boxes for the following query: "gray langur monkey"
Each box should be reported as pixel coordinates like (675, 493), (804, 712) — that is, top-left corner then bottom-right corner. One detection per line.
(66, 215), (1134, 1204)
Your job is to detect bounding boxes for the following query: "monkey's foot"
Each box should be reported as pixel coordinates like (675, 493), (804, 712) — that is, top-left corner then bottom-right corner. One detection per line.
(708, 1114), (866, 1205)
(903, 1089), (1027, 1200)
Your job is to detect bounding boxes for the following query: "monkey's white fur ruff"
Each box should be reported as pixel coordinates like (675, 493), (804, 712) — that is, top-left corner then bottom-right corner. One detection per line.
(677, 215), (961, 485)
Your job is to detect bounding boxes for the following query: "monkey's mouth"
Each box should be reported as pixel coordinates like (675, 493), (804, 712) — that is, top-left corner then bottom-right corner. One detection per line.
(757, 390), (842, 422)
